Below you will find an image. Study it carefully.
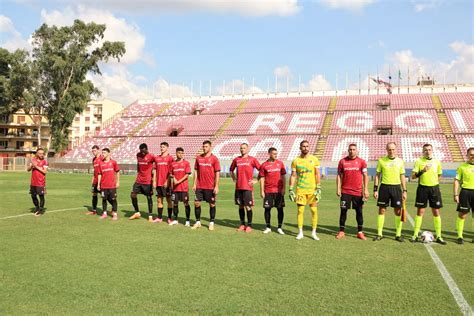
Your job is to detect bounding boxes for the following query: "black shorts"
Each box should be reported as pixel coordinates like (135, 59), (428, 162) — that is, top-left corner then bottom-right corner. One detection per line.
(132, 183), (153, 196)
(156, 186), (171, 198)
(263, 193), (285, 208)
(377, 184), (403, 208)
(91, 184), (100, 194)
(415, 185), (443, 209)
(235, 190), (254, 207)
(195, 189), (216, 203)
(171, 191), (189, 203)
(340, 193), (364, 210)
(101, 188), (117, 200)
(30, 186), (46, 195)
(457, 189), (474, 213)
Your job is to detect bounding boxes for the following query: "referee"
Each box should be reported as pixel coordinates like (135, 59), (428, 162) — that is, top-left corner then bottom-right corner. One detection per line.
(454, 147), (474, 244)
(410, 144), (446, 244)
(373, 142), (407, 242)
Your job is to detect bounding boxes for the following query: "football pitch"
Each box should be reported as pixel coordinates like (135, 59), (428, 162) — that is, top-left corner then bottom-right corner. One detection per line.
(0, 172), (472, 315)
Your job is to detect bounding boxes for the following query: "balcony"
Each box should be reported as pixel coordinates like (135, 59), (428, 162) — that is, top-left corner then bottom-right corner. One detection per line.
(0, 134), (50, 140)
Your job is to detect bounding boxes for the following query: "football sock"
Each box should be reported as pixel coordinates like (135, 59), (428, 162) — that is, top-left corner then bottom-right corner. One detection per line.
(31, 195), (39, 211)
(195, 206), (201, 221)
(102, 198), (107, 212)
(456, 217), (465, 239)
(310, 206), (318, 230)
(173, 205), (179, 220)
(355, 207), (363, 232)
(146, 196), (153, 214)
(185, 205), (191, 221)
(277, 207), (284, 228)
(39, 195), (45, 209)
(339, 208), (347, 231)
(433, 216), (442, 238)
(210, 206), (216, 222)
(246, 209), (253, 227)
(297, 205), (305, 229)
(92, 195), (98, 210)
(131, 196), (139, 212)
(110, 198), (117, 212)
(377, 214), (385, 236)
(413, 215), (423, 237)
(395, 215), (403, 237)
(157, 207), (163, 219)
(238, 207), (245, 225)
(264, 207), (271, 228)
(167, 207), (173, 219)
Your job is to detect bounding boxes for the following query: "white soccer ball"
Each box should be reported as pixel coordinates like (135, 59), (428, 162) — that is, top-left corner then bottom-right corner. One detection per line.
(421, 231), (434, 243)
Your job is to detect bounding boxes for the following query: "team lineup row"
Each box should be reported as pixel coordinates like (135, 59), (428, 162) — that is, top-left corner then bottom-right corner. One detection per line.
(27, 141), (474, 244)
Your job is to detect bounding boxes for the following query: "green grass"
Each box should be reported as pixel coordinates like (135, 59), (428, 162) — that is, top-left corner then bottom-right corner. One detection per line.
(0, 172), (473, 315)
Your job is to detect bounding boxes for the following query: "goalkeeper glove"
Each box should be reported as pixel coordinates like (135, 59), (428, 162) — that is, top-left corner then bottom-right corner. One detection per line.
(289, 189), (296, 202)
(315, 184), (322, 201)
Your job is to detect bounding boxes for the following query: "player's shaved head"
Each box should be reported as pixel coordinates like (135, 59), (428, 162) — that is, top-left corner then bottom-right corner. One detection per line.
(386, 142), (397, 158)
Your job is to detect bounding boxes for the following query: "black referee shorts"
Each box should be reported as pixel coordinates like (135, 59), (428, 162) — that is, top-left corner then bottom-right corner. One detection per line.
(415, 185), (443, 209)
(457, 188), (474, 213)
(377, 184), (402, 208)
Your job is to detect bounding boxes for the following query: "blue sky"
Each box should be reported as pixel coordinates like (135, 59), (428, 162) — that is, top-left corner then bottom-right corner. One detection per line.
(1, 0), (473, 105)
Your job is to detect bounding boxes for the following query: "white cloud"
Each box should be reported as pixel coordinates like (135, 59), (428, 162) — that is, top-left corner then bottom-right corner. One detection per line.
(0, 15), (31, 51)
(318, 0), (376, 12)
(305, 74), (332, 91)
(388, 41), (473, 84)
(40, 6), (149, 65)
(88, 65), (194, 105)
(413, 0), (441, 12)
(273, 65), (292, 78)
(152, 78), (194, 98)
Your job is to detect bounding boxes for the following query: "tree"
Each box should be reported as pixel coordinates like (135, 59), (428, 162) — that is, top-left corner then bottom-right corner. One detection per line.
(0, 48), (45, 146)
(31, 20), (125, 153)
(0, 48), (33, 115)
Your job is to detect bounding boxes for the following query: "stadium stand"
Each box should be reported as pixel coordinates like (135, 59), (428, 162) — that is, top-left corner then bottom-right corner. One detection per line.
(63, 92), (473, 162)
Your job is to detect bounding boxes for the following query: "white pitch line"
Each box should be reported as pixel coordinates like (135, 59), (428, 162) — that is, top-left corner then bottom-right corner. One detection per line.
(0, 200), (235, 221)
(0, 206), (85, 220)
(407, 214), (473, 316)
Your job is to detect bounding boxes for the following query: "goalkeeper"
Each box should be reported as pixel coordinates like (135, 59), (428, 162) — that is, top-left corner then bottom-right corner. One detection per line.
(289, 140), (321, 241)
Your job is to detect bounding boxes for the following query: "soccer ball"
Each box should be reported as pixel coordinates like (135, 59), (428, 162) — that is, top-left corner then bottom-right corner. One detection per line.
(420, 231), (434, 243)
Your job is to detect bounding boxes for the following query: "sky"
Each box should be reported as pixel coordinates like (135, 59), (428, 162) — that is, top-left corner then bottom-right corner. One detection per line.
(1, 0), (473, 105)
